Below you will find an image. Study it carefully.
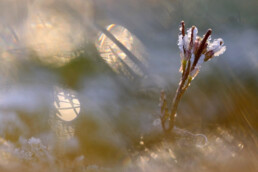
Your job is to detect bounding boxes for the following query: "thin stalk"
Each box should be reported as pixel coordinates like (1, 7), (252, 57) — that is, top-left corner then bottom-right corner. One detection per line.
(163, 60), (191, 133)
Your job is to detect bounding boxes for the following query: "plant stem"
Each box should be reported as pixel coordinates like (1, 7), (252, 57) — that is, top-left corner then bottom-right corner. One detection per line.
(163, 60), (191, 133)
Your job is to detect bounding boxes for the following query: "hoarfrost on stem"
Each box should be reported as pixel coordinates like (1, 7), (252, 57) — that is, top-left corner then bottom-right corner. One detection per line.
(160, 21), (226, 133)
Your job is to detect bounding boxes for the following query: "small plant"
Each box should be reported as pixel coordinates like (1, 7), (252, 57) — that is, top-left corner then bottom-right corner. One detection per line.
(160, 21), (226, 133)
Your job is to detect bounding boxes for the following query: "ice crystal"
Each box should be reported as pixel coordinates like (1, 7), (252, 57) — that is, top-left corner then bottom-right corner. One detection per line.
(178, 21), (226, 78)
(160, 21), (226, 133)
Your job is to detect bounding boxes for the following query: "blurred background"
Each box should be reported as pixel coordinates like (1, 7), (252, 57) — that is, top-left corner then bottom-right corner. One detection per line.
(0, 0), (257, 171)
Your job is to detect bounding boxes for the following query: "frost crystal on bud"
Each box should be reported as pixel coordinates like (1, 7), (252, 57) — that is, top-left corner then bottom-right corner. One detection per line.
(177, 21), (226, 79)
(161, 21), (226, 133)
(186, 27), (198, 51)
(207, 38), (226, 57)
(178, 35), (184, 54)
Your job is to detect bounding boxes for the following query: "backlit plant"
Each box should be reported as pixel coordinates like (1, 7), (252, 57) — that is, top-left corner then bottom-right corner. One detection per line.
(160, 21), (226, 133)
